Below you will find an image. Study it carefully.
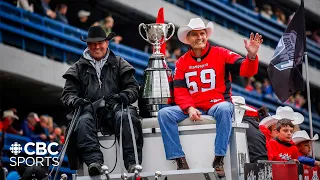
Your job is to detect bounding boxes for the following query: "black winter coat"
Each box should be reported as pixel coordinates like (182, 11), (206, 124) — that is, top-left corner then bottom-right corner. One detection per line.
(61, 50), (139, 118)
(242, 116), (268, 163)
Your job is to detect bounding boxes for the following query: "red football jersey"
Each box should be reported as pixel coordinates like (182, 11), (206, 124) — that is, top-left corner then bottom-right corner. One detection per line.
(268, 138), (299, 161)
(173, 44), (258, 111)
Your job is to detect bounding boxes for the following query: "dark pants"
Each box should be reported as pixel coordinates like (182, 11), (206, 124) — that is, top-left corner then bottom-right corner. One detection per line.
(67, 106), (143, 170)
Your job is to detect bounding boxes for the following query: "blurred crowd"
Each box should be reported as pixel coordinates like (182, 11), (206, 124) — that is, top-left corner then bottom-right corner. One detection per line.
(244, 76), (320, 116)
(0, 108), (66, 145)
(230, 0), (320, 45)
(10, 0), (123, 44)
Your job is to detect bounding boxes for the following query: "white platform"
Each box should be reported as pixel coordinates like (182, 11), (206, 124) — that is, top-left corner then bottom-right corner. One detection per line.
(78, 97), (250, 180)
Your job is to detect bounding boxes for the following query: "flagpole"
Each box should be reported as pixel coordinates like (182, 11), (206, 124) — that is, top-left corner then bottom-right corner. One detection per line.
(304, 52), (314, 158)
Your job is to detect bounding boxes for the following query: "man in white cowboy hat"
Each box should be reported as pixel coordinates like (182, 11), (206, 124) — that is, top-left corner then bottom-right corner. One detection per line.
(292, 130), (320, 167)
(259, 106), (304, 143)
(157, 17), (263, 177)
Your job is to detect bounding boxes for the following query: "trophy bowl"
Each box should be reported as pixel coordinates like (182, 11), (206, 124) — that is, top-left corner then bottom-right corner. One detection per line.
(139, 23), (175, 55)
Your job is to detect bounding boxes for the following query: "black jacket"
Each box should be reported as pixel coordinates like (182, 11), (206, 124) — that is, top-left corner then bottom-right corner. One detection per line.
(242, 116), (268, 163)
(61, 50), (139, 115)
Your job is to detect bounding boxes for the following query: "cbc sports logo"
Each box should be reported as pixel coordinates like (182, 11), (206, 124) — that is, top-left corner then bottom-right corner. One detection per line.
(9, 142), (59, 167)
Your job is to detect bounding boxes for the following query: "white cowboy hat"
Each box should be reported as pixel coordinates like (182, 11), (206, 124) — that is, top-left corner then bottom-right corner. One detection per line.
(3, 110), (19, 120)
(232, 96), (257, 112)
(292, 130), (319, 145)
(177, 18), (214, 44)
(259, 106), (304, 127)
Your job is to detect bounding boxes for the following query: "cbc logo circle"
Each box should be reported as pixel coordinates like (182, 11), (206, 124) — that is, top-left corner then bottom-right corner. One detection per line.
(10, 142), (22, 155)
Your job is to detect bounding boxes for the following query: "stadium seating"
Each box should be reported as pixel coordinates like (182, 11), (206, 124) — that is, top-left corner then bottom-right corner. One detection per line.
(164, 0), (320, 69)
(0, 1), (320, 177)
(0, 0), (319, 129)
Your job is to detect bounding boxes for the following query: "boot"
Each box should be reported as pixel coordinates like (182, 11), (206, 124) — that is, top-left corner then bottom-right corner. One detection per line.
(212, 156), (225, 178)
(175, 157), (189, 170)
(88, 163), (102, 177)
(126, 164), (136, 173)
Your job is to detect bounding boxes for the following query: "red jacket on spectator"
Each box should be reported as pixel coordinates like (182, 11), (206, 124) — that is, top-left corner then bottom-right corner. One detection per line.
(259, 125), (272, 144)
(0, 117), (20, 134)
(268, 137), (299, 161)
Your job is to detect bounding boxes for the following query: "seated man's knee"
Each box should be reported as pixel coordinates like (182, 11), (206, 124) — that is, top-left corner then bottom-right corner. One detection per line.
(216, 102), (234, 114)
(76, 112), (94, 129)
(158, 107), (172, 118)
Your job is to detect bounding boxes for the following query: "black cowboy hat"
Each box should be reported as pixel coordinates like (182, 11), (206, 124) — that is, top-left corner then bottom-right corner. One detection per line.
(80, 26), (116, 43)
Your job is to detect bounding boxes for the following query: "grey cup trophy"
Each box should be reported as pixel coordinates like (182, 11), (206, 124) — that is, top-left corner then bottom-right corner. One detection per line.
(139, 23), (175, 116)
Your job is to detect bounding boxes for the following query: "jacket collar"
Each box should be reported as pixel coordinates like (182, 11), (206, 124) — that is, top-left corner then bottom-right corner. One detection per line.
(78, 49), (118, 67)
(274, 137), (294, 147)
(189, 43), (211, 62)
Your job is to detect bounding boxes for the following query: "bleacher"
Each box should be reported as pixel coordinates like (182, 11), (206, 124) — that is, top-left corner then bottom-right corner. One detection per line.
(1, 0), (320, 178)
(164, 0), (320, 69)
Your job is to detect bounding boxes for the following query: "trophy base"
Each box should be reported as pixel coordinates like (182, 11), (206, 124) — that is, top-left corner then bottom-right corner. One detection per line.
(146, 104), (159, 117)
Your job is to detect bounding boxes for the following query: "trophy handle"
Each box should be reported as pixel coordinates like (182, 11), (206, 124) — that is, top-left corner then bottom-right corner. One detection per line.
(139, 23), (150, 44)
(164, 23), (175, 42)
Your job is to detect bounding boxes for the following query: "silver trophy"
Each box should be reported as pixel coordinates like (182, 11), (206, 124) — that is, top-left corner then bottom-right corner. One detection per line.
(139, 23), (175, 116)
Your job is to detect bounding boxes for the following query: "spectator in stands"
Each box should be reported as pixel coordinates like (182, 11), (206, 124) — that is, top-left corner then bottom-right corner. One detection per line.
(61, 26), (143, 176)
(292, 130), (320, 167)
(17, 0), (34, 12)
(260, 4), (273, 19)
(273, 8), (286, 25)
(55, 4), (68, 24)
(242, 106), (269, 163)
(158, 18), (263, 177)
(294, 93), (306, 108)
(93, 15), (123, 44)
(262, 78), (273, 96)
(77, 10), (91, 30)
(285, 95), (295, 106)
(47, 116), (54, 134)
(53, 127), (63, 144)
(34, 115), (53, 142)
(311, 28), (320, 44)
(267, 119), (299, 161)
(41, 0), (56, 19)
(22, 112), (46, 141)
(0, 110), (22, 134)
(245, 77), (255, 91)
(253, 81), (262, 94)
(9, 108), (23, 133)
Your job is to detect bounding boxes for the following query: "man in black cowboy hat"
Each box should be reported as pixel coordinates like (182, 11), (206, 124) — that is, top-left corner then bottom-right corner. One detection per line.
(61, 26), (143, 176)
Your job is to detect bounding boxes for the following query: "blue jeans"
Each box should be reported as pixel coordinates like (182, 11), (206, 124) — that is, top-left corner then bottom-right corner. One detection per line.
(158, 101), (234, 160)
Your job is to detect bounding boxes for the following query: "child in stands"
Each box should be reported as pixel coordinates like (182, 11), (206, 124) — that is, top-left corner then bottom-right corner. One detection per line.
(268, 119), (299, 162)
(292, 130), (320, 166)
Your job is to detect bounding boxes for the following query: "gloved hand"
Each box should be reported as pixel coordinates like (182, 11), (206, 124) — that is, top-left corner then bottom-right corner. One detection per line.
(73, 98), (89, 108)
(114, 93), (130, 107)
(104, 93), (118, 110)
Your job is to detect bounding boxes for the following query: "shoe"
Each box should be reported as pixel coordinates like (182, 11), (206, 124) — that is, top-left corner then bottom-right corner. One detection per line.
(88, 163), (102, 177)
(212, 156), (225, 178)
(127, 164), (136, 173)
(175, 157), (189, 170)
